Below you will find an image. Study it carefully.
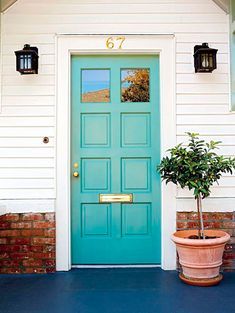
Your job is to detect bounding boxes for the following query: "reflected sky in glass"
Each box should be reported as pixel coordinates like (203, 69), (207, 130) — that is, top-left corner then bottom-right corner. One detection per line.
(81, 69), (110, 103)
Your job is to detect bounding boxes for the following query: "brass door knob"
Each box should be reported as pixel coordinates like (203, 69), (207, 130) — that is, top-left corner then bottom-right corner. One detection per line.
(73, 171), (79, 177)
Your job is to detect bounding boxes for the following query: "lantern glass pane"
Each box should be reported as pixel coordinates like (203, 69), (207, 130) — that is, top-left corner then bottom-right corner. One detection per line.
(20, 56), (24, 69)
(27, 55), (32, 69)
(201, 54), (209, 68)
(209, 54), (213, 68)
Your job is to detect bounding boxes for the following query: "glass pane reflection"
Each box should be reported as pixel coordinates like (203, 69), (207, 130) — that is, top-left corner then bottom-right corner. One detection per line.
(81, 69), (110, 103)
(121, 69), (150, 102)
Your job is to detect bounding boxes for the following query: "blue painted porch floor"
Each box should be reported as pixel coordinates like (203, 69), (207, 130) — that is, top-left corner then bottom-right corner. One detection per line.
(0, 268), (234, 313)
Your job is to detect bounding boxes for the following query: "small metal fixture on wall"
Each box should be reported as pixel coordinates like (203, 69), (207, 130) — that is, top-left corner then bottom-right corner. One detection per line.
(194, 43), (218, 73)
(15, 44), (39, 74)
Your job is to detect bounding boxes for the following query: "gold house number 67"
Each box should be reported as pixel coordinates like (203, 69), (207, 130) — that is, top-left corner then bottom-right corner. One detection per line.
(106, 36), (126, 49)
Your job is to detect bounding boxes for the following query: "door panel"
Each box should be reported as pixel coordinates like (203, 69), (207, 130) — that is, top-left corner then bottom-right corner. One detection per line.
(71, 55), (161, 264)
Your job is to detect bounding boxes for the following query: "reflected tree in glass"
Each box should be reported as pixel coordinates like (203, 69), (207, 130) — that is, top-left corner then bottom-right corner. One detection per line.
(121, 69), (150, 102)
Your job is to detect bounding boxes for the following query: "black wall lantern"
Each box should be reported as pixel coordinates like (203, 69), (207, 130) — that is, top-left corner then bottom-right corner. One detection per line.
(194, 43), (218, 73)
(15, 44), (39, 75)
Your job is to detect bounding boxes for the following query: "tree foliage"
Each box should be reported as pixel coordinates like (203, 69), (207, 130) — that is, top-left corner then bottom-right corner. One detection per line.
(122, 69), (149, 102)
(157, 133), (235, 199)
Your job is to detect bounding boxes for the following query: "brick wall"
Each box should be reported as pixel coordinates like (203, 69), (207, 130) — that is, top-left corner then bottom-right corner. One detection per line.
(0, 213), (55, 274)
(177, 212), (235, 271)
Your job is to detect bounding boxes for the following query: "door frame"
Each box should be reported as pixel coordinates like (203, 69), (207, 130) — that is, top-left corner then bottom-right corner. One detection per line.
(56, 34), (177, 271)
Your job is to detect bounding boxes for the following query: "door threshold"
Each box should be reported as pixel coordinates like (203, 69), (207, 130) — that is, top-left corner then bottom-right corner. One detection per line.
(72, 264), (161, 269)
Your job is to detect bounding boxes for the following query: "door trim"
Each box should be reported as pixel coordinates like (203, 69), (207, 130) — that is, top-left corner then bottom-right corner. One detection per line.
(56, 34), (177, 271)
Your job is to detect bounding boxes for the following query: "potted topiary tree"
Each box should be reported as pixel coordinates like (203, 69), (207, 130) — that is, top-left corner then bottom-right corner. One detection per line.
(157, 133), (235, 286)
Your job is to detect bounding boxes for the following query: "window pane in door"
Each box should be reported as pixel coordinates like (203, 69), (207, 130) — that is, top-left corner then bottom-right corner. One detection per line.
(121, 69), (150, 102)
(81, 69), (110, 103)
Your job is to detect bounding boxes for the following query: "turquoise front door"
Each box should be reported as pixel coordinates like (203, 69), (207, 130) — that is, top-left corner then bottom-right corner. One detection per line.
(71, 55), (161, 264)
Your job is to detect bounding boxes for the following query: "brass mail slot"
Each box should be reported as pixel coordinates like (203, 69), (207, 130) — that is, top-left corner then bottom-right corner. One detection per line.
(99, 193), (133, 203)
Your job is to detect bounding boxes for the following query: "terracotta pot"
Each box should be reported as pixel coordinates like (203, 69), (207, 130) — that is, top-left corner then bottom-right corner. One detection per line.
(172, 229), (230, 286)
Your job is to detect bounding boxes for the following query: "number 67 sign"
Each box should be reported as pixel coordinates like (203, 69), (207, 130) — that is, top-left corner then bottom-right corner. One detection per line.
(106, 36), (126, 50)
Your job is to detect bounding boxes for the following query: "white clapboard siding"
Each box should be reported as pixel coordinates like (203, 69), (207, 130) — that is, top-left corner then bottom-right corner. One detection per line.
(2, 43), (55, 55)
(3, 13), (227, 26)
(176, 73), (229, 84)
(2, 75), (55, 86)
(0, 138), (54, 147)
(0, 0), (234, 204)
(0, 127), (55, 138)
(177, 43), (228, 54)
(2, 95), (55, 106)
(0, 158), (54, 168)
(177, 104), (229, 115)
(0, 189), (56, 199)
(0, 147), (54, 158)
(177, 94), (229, 104)
(7, 3), (222, 15)
(0, 168), (54, 179)
(177, 114), (235, 125)
(2, 65), (55, 76)
(177, 125), (235, 136)
(177, 135), (235, 146)
(176, 63), (229, 74)
(177, 187), (235, 198)
(0, 179), (54, 189)
(1, 106), (54, 116)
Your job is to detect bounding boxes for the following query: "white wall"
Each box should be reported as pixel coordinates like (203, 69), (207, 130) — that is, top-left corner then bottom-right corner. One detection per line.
(0, 0), (234, 212)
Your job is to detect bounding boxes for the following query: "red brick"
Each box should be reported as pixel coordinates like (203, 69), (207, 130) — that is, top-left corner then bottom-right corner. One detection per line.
(23, 259), (43, 267)
(210, 222), (221, 229)
(22, 268), (34, 274)
(44, 229), (55, 237)
(22, 213), (44, 221)
(187, 222), (199, 229)
(10, 252), (30, 260)
(32, 237), (55, 245)
(223, 252), (233, 260)
(202, 213), (211, 220)
(30, 245), (43, 252)
(0, 214), (19, 222)
(43, 245), (55, 253)
(21, 229), (44, 237)
(176, 212), (188, 220)
(176, 222), (188, 229)
(45, 213), (55, 221)
(0, 268), (21, 274)
(0, 260), (20, 267)
(0, 245), (21, 252)
(0, 252), (9, 259)
(0, 221), (11, 229)
(21, 245), (31, 252)
(0, 238), (7, 244)
(11, 222), (32, 229)
(32, 268), (47, 274)
(33, 221), (55, 229)
(10, 238), (31, 245)
(0, 230), (21, 237)
(33, 252), (55, 259)
(211, 212), (233, 220)
(46, 267), (56, 273)
(188, 212), (199, 221)
(44, 259), (55, 267)
(223, 221), (235, 228)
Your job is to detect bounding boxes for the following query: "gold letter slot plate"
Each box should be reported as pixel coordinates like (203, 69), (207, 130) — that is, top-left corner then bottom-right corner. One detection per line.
(99, 194), (133, 203)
